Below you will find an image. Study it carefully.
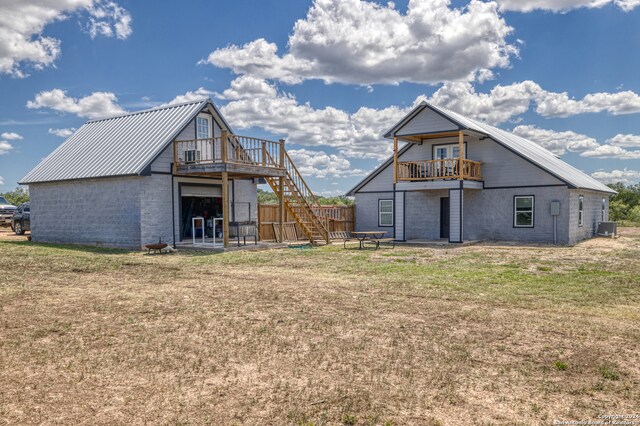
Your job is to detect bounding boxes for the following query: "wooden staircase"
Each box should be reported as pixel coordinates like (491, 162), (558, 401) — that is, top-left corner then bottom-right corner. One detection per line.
(224, 133), (330, 245)
(263, 151), (330, 245)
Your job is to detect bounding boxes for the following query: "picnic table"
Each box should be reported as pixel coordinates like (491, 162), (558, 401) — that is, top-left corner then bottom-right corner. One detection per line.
(350, 231), (394, 249)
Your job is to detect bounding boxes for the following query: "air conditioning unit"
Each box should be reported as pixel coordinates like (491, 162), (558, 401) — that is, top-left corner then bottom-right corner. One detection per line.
(597, 221), (617, 237)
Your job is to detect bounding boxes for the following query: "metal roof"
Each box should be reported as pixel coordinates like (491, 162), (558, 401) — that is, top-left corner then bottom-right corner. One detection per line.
(364, 101), (615, 194)
(20, 99), (216, 184)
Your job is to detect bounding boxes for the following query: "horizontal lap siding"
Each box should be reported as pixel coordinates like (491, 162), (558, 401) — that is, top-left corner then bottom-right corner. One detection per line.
(354, 193), (395, 235)
(396, 107), (458, 136)
(151, 117), (223, 173)
(356, 164), (395, 193)
(468, 137), (563, 187)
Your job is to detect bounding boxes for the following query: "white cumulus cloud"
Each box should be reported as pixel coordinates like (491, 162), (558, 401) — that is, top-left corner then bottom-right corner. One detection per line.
(287, 149), (369, 178)
(497, 0), (640, 12)
(0, 132), (22, 140)
(591, 169), (640, 185)
(203, 0), (517, 86)
(216, 75), (277, 100)
(26, 89), (125, 119)
(605, 133), (640, 148)
(511, 125), (599, 155)
(427, 81), (640, 125)
(163, 88), (215, 106)
(85, 0), (132, 39)
(48, 127), (76, 137)
(0, 140), (14, 155)
(219, 77), (410, 161)
(581, 145), (640, 159)
(0, 0), (131, 77)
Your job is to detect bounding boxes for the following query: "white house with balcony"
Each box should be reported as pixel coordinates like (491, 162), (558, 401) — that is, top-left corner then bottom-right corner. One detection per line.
(347, 101), (615, 244)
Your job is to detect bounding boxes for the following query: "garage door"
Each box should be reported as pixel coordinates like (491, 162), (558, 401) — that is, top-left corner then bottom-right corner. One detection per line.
(181, 185), (222, 198)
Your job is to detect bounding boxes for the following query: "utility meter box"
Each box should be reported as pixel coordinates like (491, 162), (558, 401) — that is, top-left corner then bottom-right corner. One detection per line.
(550, 201), (560, 216)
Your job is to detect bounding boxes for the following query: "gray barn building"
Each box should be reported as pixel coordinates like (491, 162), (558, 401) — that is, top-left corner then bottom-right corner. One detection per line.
(20, 99), (330, 249)
(347, 101), (615, 244)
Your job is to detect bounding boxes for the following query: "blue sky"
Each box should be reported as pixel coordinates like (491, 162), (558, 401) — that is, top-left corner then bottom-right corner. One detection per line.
(1, 0), (640, 195)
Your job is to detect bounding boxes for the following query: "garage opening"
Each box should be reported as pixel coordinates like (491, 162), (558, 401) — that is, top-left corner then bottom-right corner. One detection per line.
(180, 185), (222, 240)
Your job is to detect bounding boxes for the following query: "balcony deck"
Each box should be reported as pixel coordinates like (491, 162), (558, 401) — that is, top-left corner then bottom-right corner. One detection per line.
(173, 134), (286, 178)
(396, 158), (482, 182)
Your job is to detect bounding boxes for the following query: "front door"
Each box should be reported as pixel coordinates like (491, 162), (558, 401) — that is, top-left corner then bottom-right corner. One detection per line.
(440, 197), (450, 239)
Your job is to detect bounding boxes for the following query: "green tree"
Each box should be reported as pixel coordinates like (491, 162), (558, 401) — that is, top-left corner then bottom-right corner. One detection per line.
(0, 187), (29, 206)
(257, 189), (279, 204)
(607, 182), (640, 223)
(628, 205), (640, 223)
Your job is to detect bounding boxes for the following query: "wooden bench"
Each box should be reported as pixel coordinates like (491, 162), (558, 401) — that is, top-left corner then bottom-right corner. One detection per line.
(365, 237), (396, 250)
(329, 231), (357, 248)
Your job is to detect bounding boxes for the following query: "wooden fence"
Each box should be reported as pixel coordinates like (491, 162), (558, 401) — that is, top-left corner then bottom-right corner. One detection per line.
(258, 204), (355, 241)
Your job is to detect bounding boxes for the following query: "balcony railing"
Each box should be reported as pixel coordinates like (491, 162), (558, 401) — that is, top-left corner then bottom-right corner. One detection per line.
(173, 134), (284, 169)
(396, 158), (482, 181)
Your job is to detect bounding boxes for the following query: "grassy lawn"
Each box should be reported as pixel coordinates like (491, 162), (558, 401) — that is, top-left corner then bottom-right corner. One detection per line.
(1, 229), (639, 425)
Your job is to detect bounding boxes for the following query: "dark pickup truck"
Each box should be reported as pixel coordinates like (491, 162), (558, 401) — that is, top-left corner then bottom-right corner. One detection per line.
(11, 202), (30, 235)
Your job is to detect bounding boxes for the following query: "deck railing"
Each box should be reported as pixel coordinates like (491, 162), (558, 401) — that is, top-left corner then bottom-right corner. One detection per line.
(173, 134), (284, 169)
(396, 158), (482, 181)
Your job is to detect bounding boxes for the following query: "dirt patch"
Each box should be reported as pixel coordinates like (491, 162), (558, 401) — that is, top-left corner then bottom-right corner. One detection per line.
(0, 228), (639, 425)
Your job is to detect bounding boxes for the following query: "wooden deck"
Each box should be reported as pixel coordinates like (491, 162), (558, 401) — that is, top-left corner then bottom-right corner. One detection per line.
(393, 130), (483, 183)
(173, 133), (286, 178)
(173, 131), (331, 248)
(396, 158), (482, 181)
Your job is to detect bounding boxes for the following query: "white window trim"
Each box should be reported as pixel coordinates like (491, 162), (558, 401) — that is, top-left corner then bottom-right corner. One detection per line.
(602, 197), (606, 221)
(378, 199), (394, 227)
(578, 195), (584, 227)
(196, 113), (212, 139)
(514, 195), (535, 228)
(184, 149), (201, 163)
(433, 143), (466, 159)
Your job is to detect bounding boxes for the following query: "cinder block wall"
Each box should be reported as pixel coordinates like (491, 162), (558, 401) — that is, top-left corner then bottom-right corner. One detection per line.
(568, 190), (608, 244)
(30, 176), (143, 249)
(464, 186), (570, 243)
(231, 179), (258, 223)
(141, 173), (173, 247)
(403, 189), (448, 240)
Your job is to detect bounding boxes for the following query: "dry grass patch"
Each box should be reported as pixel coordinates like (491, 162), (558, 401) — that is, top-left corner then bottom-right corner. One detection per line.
(1, 229), (639, 425)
